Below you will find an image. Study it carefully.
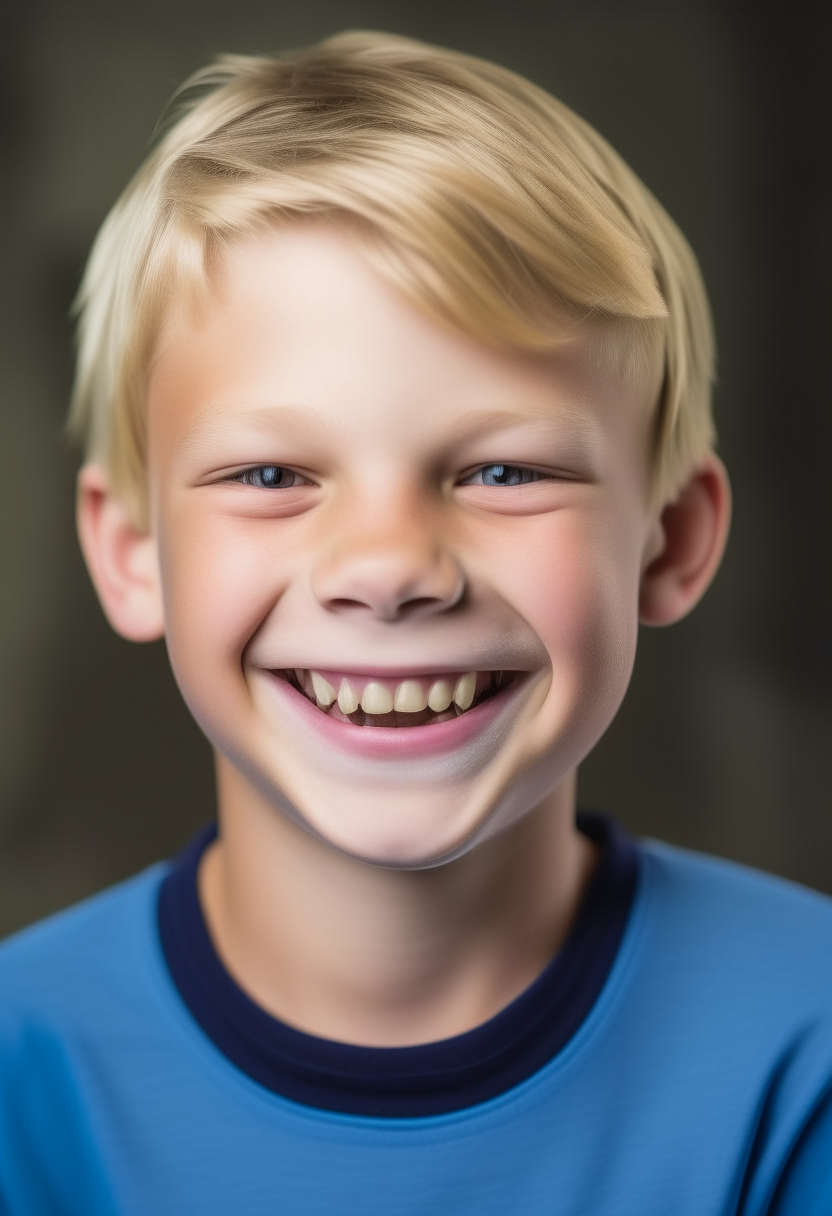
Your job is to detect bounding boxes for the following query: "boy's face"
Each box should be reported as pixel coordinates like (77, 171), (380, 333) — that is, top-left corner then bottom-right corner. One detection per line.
(144, 223), (661, 866)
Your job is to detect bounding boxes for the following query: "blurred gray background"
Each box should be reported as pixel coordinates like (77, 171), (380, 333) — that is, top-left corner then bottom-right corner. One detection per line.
(1, 0), (829, 936)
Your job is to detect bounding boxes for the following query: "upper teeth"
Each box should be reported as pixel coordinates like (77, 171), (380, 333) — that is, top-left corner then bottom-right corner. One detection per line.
(394, 679), (427, 713)
(306, 671), (479, 715)
(311, 671), (337, 707)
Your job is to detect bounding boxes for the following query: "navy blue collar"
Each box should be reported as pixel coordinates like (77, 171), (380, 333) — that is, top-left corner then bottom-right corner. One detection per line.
(158, 812), (638, 1117)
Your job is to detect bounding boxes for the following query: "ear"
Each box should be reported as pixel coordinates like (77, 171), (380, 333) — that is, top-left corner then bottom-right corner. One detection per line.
(76, 464), (165, 641)
(639, 452), (731, 626)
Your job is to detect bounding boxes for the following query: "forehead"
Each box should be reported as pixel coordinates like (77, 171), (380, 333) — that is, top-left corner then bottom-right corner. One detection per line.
(147, 224), (658, 466)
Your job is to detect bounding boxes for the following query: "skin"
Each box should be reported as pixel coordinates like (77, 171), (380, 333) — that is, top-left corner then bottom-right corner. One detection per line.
(78, 223), (730, 1046)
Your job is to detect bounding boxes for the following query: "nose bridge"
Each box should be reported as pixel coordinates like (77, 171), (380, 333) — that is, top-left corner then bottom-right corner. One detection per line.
(310, 486), (464, 621)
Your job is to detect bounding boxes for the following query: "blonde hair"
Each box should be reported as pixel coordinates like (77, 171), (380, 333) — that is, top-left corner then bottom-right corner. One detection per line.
(69, 30), (715, 526)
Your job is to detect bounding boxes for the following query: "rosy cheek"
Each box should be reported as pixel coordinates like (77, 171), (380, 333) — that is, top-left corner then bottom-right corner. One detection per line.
(159, 507), (280, 675)
(510, 519), (637, 694)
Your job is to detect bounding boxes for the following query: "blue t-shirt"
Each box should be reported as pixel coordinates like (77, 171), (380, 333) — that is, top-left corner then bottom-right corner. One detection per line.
(1, 816), (830, 1215)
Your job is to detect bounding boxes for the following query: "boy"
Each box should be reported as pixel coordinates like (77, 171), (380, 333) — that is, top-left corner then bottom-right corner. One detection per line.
(1, 30), (830, 1215)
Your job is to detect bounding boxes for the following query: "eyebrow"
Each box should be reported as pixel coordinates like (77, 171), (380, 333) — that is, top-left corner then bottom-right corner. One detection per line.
(440, 407), (607, 469)
(187, 403), (328, 434)
(177, 404), (338, 461)
(440, 405), (602, 440)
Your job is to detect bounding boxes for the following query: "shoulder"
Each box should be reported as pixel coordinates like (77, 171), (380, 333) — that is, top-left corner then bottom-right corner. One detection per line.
(636, 837), (832, 965)
(595, 842), (832, 1213)
(0, 864), (168, 1028)
(632, 836), (832, 1074)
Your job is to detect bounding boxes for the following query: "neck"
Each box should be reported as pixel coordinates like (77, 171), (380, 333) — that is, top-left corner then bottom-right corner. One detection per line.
(199, 757), (595, 1047)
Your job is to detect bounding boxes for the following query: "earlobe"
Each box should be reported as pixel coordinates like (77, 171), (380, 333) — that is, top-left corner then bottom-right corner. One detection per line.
(639, 453), (731, 626)
(76, 464), (165, 642)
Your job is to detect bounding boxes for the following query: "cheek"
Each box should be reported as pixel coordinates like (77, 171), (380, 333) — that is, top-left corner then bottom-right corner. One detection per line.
(495, 513), (641, 711)
(156, 504), (289, 697)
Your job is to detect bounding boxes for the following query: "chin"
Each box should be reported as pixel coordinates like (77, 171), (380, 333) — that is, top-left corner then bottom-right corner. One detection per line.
(287, 784), (496, 870)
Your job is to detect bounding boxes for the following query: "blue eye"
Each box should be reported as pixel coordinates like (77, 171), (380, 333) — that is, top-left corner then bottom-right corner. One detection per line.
(234, 466), (300, 489)
(467, 464), (543, 487)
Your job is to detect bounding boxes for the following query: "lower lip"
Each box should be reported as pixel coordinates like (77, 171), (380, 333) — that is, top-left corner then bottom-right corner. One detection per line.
(260, 672), (525, 760)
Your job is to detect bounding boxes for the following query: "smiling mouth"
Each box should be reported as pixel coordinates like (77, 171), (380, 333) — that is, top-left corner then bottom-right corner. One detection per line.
(274, 669), (519, 728)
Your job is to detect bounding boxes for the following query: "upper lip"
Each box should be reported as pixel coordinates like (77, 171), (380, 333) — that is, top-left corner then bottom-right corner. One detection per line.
(272, 665), (507, 677)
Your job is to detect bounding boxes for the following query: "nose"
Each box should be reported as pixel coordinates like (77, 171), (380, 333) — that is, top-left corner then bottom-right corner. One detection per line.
(311, 517), (465, 622)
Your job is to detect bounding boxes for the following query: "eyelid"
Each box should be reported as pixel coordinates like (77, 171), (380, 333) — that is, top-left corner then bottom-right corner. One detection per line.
(456, 462), (558, 485)
(223, 463), (317, 488)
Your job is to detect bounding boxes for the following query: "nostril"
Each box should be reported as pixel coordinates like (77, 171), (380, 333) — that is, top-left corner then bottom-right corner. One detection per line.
(314, 548), (466, 620)
(324, 593), (462, 620)
(398, 596), (459, 617)
(326, 598), (373, 613)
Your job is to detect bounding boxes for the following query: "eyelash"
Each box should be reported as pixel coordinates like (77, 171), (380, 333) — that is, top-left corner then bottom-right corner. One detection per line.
(230, 466), (306, 489)
(228, 462), (548, 490)
(459, 464), (548, 487)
